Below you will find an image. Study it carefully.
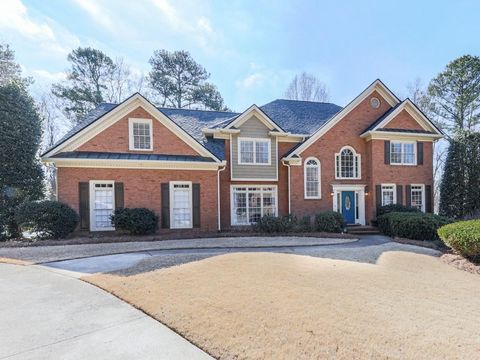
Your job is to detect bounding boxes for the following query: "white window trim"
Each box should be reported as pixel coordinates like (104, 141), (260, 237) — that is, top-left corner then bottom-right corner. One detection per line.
(381, 183), (397, 206)
(169, 181), (193, 229)
(237, 137), (271, 166)
(304, 157), (321, 199)
(230, 185), (278, 226)
(410, 183), (426, 212)
(89, 180), (115, 231)
(128, 118), (153, 151)
(390, 140), (416, 166)
(334, 146), (361, 180)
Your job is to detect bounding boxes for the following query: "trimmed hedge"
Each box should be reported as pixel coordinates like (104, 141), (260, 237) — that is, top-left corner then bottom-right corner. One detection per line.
(111, 208), (158, 235)
(15, 200), (79, 239)
(314, 211), (345, 233)
(377, 203), (420, 217)
(378, 212), (452, 241)
(253, 215), (295, 233)
(438, 220), (480, 257)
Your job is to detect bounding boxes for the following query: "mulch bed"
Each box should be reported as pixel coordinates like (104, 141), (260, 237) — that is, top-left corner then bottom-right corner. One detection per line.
(0, 230), (355, 248)
(440, 253), (480, 275)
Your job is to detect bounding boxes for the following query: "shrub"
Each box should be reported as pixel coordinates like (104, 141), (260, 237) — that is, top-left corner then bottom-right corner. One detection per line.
(254, 215), (295, 233)
(111, 208), (158, 235)
(314, 211), (344, 233)
(15, 200), (79, 239)
(438, 220), (480, 257)
(295, 215), (312, 232)
(377, 212), (453, 241)
(377, 203), (420, 217)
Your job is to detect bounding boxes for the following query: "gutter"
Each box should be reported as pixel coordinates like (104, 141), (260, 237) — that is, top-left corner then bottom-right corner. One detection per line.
(217, 164), (227, 231)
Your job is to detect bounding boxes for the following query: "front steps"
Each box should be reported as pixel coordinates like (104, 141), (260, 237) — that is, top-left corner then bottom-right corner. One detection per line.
(346, 225), (381, 235)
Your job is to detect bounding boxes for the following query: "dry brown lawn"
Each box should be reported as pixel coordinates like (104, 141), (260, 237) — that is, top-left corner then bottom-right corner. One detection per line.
(85, 252), (480, 360)
(0, 257), (32, 265)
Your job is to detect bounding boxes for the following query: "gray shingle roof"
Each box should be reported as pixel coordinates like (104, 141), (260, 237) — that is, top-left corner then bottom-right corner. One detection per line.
(375, 128), (436, 134)
(44, 97), (343, 161)
(260, 99), (342, 134)
(51, 151), (215, 162)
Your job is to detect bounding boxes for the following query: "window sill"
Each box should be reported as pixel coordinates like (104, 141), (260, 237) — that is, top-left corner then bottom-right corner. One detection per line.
(128, 148), (154, 152)
(237, 162), (272, 166)
(389, 163), (417, 166)
(304, 196), (322, 200)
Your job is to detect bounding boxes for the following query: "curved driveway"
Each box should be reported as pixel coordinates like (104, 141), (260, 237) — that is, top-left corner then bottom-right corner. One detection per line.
(0, 263), (212, 360)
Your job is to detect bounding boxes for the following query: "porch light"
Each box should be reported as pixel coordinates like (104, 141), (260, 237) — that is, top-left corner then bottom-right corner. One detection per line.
(330, 192), (334, 196)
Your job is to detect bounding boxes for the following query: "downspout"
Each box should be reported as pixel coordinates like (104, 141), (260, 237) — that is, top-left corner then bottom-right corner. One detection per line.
(217, 163), (227, 231)
(281, 160), (291, 215)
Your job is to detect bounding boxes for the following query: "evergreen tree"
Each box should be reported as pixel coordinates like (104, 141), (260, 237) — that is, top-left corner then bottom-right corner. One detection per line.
(0, 84), (44, 239)
(464, 132), (480, 216)
(148, 50), (227, 110)
(439, 137), (466, 218)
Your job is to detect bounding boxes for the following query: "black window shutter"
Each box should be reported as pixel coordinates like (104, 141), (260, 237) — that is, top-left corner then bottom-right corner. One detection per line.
(384, 140), (390, 165)
(417, 142), (424, 165)
(376, 185), (382, 211)
(192, 183), (201, 228)
(79, 182), (89, 230)
(396, 185), (403, 205)
(406, 185), (411, 207)
(161, 183), (170, 228)
(425, 185), (432, 213)
(115, 182), (124, 210)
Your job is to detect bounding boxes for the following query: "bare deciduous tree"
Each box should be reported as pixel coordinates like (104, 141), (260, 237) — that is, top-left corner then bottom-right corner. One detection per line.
(105, 57), (146, 103)
(284, 72), (330, 102)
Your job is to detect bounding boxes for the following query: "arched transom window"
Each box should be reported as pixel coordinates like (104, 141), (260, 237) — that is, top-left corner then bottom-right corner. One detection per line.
(304, 157), (321, 198)
(335, 146), (360, 179)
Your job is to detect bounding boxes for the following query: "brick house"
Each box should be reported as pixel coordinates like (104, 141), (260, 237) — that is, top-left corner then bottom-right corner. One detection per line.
(41, 79), (443, 232)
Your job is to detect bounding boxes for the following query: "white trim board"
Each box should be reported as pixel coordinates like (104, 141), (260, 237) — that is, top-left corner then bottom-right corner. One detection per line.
(42, 93), (221, 162)
(225, 105), (285, 133)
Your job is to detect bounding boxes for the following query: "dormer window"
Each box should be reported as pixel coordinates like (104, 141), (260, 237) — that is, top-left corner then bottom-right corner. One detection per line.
(335, 146), (361, 179)
(238, 138), (270, 165)
(129, 118), (153, 151)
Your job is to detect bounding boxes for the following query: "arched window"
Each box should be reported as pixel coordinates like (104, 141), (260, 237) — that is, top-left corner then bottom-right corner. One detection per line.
(304, 157), (321, 199)
(335, 146), (360, 179)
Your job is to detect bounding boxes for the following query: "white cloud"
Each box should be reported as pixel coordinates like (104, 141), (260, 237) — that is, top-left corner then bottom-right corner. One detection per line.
(151, 0), (219, 52)
(73, 0), (117, 34)
(236, 73), (264, 89)
(0, 0), (80, 55)
(0, 0), (55, 40)
(31, 69), (67, 82)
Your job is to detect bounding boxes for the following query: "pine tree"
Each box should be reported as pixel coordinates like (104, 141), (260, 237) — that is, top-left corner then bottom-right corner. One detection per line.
(0, 83), (44, 239)
(464, 132), (480, 216)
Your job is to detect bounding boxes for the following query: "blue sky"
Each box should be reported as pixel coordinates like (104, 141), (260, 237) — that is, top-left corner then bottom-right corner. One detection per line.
(1, 0), (478, 111)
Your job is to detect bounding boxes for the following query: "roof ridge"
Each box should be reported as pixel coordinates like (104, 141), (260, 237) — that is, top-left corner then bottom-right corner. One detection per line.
(267, 98), (341, 106)
(158, 106), (238, 114)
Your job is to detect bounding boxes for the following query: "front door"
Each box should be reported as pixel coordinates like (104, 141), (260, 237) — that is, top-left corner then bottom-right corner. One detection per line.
(341, 191), (355, 224)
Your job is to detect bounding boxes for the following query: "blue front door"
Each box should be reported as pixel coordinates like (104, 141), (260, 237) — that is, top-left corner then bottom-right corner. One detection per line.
(341, 191), (355, 224)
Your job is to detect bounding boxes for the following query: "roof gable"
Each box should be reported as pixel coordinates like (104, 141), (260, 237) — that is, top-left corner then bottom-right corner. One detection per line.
(42, 93), (222, 162)
(285, 79), (401, 158)
(361, 99), (443, 136)
(224, 105), (285, 132)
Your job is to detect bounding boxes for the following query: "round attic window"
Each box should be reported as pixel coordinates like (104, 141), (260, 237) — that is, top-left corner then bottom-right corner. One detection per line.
(370, 97), (381, 109)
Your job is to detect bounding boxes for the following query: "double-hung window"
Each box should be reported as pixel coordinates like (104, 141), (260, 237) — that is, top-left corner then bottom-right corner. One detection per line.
(170, 182), (192, 229)
(231, 186), (277, 225)
(129, 118), (153, 151)
(381, 184), (396, 206)
(304, 157), (321, 199)
(390, 141), (415, 165)
(238, 138), (270, 165)
(411, 184), (425, 212)
(89, 181), (115, 231)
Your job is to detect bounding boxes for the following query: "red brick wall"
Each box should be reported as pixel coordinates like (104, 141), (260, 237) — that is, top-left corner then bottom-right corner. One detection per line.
(78, 106), (198, 156)
(289, 90), (390, 220)
(57, 167), (218, 231)
(288, 92), (434, 224)
(383, 109), (425, 130)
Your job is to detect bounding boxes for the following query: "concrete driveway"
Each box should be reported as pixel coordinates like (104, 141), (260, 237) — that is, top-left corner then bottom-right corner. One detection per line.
(0, 263), (212, 360)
